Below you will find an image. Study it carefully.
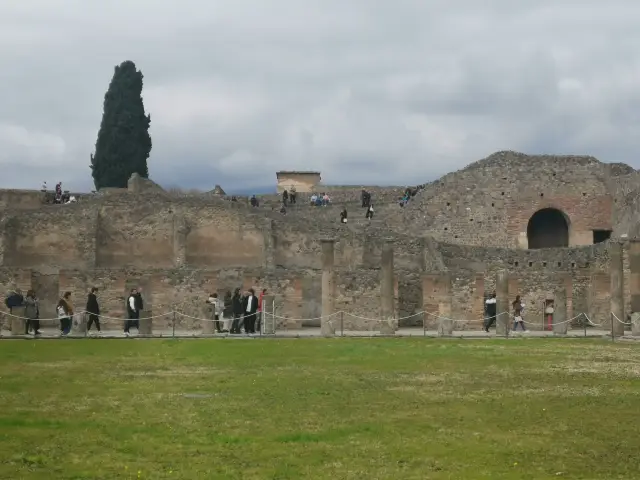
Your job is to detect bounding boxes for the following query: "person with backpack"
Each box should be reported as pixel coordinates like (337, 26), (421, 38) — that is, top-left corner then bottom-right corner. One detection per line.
(512, 295), (527, 332)
(5, 289), (24, 311)
(5, 289), (25, 332)
(57, 292), (73, 336)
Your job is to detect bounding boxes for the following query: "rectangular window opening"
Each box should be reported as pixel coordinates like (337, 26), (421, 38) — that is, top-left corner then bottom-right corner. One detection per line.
(593, 230), (612, 244)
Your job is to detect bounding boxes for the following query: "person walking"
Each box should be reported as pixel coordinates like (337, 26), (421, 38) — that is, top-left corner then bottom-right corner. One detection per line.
(207, 293), (224, 333)
(24, 290), (41, 336)
(125, 288), (141, 336)
(243, 289), (259, 334)
(365, 204), (374, 220)
(86, 287), (101, 336)
(484, 292), (497, 332)
(231, 288), (244, 334)
(512, 295), (527, 332)
(223, 291), (233, 332)
(57, 292), (73, 336)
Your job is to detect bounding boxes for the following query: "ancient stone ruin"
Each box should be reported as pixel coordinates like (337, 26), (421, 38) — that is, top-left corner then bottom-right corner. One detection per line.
(2, 150), (640, 334)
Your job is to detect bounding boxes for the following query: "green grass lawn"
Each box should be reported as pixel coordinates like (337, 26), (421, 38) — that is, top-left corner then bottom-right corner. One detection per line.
(1, 338), (640, 479)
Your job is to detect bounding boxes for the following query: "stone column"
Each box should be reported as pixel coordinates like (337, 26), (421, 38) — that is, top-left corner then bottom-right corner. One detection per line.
(321, 239), (336, 337)
(262, 294), (276, 334)
(10, 306), (26, 336)
(553, 287), (568, 335)
(610, 241), (625, 336)
(437, 274), (453, 336)
(630, 241), (640, 336)
(380, 242), (397, 335)
(139, 310), (153, 335)
(263, 218), (276, 270)
(496, 271), (509, 335)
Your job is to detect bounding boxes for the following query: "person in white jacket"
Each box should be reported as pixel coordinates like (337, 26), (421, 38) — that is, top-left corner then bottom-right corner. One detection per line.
(206, 293), (225, 333)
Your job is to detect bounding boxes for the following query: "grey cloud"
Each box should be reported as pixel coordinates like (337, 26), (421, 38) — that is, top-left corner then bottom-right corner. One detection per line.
(1, 0), (640, 192)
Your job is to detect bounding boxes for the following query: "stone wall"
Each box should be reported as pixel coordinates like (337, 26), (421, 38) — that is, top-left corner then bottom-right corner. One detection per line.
(1, 151), (638, 332)
(393, 151), (622, 248)
(0, 215), (618, 333)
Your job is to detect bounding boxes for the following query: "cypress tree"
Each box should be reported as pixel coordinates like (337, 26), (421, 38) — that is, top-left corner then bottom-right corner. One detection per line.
(90, 60), (152, 189)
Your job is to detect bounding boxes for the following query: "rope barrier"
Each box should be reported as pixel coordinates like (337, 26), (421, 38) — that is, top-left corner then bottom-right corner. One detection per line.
(423, 311), (509, 323)
(582, 313), (602, 327)
(612, 312), (632, 326)
(0, 306), (617, 329)
(269, 311), (342, 321)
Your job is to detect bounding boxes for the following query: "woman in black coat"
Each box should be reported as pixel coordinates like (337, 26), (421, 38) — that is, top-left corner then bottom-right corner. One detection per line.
(231, 288), (244, 334)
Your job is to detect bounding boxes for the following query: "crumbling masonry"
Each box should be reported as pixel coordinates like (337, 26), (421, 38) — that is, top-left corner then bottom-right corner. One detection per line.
(3, 151), (640, 334)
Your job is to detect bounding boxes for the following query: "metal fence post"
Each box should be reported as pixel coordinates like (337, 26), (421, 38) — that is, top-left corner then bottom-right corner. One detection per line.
(172, 311), (176, 338)
(423, 312), (426, 337)
(340, 312), (344, 337)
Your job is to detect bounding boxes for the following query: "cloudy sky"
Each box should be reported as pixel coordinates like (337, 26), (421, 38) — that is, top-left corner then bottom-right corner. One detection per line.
(1, 1), (640, 193)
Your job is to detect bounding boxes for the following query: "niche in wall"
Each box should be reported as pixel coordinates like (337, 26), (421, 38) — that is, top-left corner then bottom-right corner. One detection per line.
(593, 230), (612, 244)
(527, 208), (569, 249)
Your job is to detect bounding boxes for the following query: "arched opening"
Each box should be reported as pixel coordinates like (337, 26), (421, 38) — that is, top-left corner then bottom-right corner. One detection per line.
(527, 208), (569, 249)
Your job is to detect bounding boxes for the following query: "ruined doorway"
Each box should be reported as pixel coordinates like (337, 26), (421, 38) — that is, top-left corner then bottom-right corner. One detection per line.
(527, 208), (569, 249)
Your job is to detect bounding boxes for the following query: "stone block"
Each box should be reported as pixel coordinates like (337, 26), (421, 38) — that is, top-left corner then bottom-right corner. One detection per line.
(72, 312), (87, 334)
(201, 306), (215, 335)
(379, 317), (397, 335)
(139, 310), (153, 335)
(10, 306), (26, 335)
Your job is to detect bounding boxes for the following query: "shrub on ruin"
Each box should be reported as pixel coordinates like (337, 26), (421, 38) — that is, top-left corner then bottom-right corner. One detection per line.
(90, 60), (152, 189)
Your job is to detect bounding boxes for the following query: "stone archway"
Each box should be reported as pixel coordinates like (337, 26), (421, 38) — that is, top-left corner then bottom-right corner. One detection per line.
(527, 208), (569, 249)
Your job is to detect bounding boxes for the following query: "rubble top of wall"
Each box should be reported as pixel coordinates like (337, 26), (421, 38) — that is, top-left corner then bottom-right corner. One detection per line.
(461, 150), (605, 172)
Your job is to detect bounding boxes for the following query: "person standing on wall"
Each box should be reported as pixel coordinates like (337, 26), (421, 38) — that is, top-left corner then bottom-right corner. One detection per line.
(512, 296), (527, 332)
(24, 290), (41, 336)
(125, 288), (141, 337)
(86, 287), (101, 336)
(365, 204), (374, 220)
(243, 289), (258, 334)
(340, 207), (348, 224)
(231, 288), (244, 334)
(57, 292), (73, 336)
(484, 292), (497, 333)
(289, 185), (297, 204)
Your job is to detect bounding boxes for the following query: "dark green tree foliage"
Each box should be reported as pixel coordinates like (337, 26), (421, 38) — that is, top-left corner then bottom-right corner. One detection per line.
(90, 61), (152, 189)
